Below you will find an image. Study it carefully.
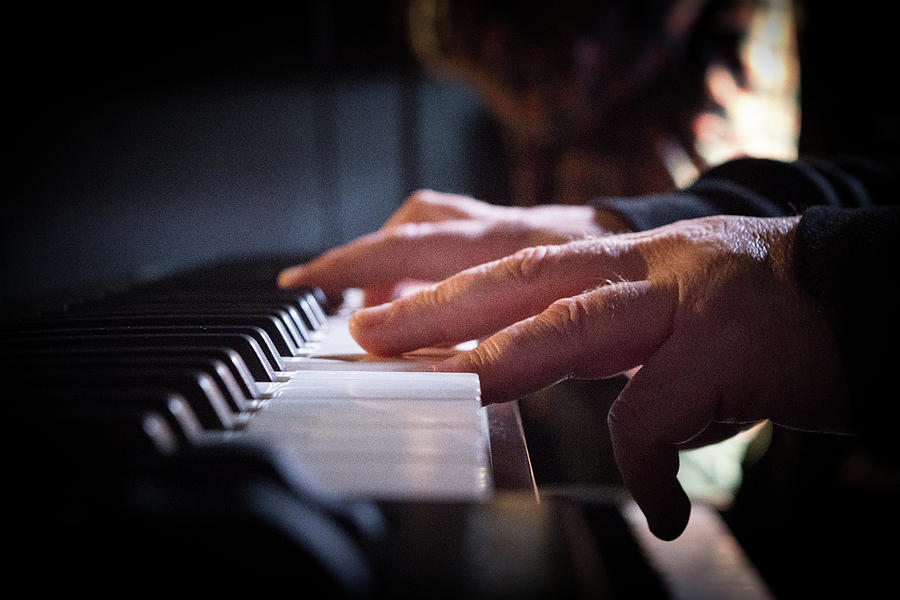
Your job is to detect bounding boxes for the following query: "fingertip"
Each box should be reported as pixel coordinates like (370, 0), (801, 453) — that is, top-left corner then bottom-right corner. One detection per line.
(348, 304), (396, 355)
(429, 351), (474, 375)
(277, 265), (305, 288)
(348, 303), (391, 330)
(431, 350), (514, 405)
(645, 488), (691, 541)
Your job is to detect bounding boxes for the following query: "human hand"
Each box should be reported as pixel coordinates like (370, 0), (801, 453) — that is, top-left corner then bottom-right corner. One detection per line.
(277, 190), (630, 306)
(342, 214), (852, 540)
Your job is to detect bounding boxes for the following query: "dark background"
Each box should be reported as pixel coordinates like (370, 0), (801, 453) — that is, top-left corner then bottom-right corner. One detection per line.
(4, 1), (506, 306)
(5, 1), (897, 307)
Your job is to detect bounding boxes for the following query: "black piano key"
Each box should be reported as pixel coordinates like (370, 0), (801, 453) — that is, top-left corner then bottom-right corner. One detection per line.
(95, 288), (328, 331)
(22, 341), (260, 400)
(14, 354), (252, 414)
(27, 405), (183, 464)
(19, 364), (237, 431)
(35, 387), (204, 447)
(118, 254), (308, 293)
(4, 345), (261, 401)
(57, 301), (314, 343)
(3, 314), (300, 357)
(0, 326), (285, 375)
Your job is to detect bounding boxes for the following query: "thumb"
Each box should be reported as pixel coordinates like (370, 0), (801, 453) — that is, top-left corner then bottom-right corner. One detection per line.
(607, 337), (721, 540)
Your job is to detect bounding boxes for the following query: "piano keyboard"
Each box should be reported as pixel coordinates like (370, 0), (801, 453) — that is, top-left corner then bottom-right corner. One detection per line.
(4, 256), (773, 599)
(2, 274), (494, 503)
(222, 311), (492, 500)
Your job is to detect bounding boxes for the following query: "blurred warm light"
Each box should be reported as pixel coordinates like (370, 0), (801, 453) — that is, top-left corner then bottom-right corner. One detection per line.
(408, 0), (802, 202)
(695, 0), (800, 166)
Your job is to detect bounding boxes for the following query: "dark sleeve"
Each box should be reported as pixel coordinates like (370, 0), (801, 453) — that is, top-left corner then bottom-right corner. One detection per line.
(793, 205), (900, 462)
(592, 156), (893, 230)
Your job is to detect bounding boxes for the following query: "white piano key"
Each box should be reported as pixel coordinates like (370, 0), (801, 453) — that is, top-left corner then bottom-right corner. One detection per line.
(250, 397), (485, 428)
(301, 315), (362, 355)
(231, 426), (488, 462)
(279, 453), (492, 501)
(258, 370), (481, 400)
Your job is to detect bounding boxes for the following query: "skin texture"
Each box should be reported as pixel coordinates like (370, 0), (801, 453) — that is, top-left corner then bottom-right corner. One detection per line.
(278, 192), (850, 541)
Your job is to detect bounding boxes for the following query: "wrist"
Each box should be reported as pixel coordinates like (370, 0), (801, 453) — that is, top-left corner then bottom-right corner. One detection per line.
(593, 207), (634, 235)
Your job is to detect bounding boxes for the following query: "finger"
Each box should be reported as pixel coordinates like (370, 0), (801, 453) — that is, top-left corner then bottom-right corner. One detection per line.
(362, 280), (433, 308)
(362, 283), (402, 308)
(431, 279), (677, 403)
(277, 220), (506, 295)
(349, 240), (649, 356)
(383, 190), (482, 227)
(607, 337), (720, 540)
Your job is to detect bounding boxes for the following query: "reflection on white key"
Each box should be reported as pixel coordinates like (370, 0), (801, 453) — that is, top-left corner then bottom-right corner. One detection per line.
(282, 453), (492, 501)
(258, 371), (481, 400)
(239, 425), (487, 462)
(251, 398), (483, 428)
(299, 315), (363, 356)
(226, 391), (492, 500)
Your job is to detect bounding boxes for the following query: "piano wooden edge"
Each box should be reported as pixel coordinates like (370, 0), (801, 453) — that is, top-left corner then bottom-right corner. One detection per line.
(491, 400), (775, 600)
(485, 401), (538, 498)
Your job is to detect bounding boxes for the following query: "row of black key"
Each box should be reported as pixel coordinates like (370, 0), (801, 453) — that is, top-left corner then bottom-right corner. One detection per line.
(2, 284), (329, 463)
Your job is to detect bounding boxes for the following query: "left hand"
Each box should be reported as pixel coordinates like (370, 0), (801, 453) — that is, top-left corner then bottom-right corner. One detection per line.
(277, 190), (628, 306)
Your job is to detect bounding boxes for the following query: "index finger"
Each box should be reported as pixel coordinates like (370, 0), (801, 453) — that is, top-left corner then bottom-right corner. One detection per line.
(277, 221), (504, 296)
(607, 337), (723, 540)
(347, 239), (649, 356)
(431, 279), (677, 403)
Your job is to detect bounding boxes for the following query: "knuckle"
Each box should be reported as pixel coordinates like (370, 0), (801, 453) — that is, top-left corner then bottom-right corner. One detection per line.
(506, 245), (556, 282)
(394, 190), (441, 223)
(404, 282), (458, 340)
(405, 189), (438, 207)
(543, 295), (593, 344)
(389, 221), (432, 240)
(465, 340), (501, 372)
(412, 282), (452, 318)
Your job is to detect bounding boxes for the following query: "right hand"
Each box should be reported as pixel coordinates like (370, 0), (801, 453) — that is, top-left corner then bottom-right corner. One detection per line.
(278, 190), (630, 306)
(341, 214), (850, 540)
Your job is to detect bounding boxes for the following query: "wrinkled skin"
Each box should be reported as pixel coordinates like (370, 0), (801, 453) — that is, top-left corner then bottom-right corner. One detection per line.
(279, 191), (849, 540)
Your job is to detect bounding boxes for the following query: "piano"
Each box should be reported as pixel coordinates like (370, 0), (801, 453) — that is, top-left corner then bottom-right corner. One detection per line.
(3, 254), (772, 598)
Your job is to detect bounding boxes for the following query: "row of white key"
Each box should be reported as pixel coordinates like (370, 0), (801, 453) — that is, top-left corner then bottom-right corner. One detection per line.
(208, 313), (493, 501)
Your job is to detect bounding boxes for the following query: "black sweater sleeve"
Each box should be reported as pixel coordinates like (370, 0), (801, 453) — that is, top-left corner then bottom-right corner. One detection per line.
(793, 205), (900, 460)
(592, 156), (891, 229)
(595, 155), (900, 459)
